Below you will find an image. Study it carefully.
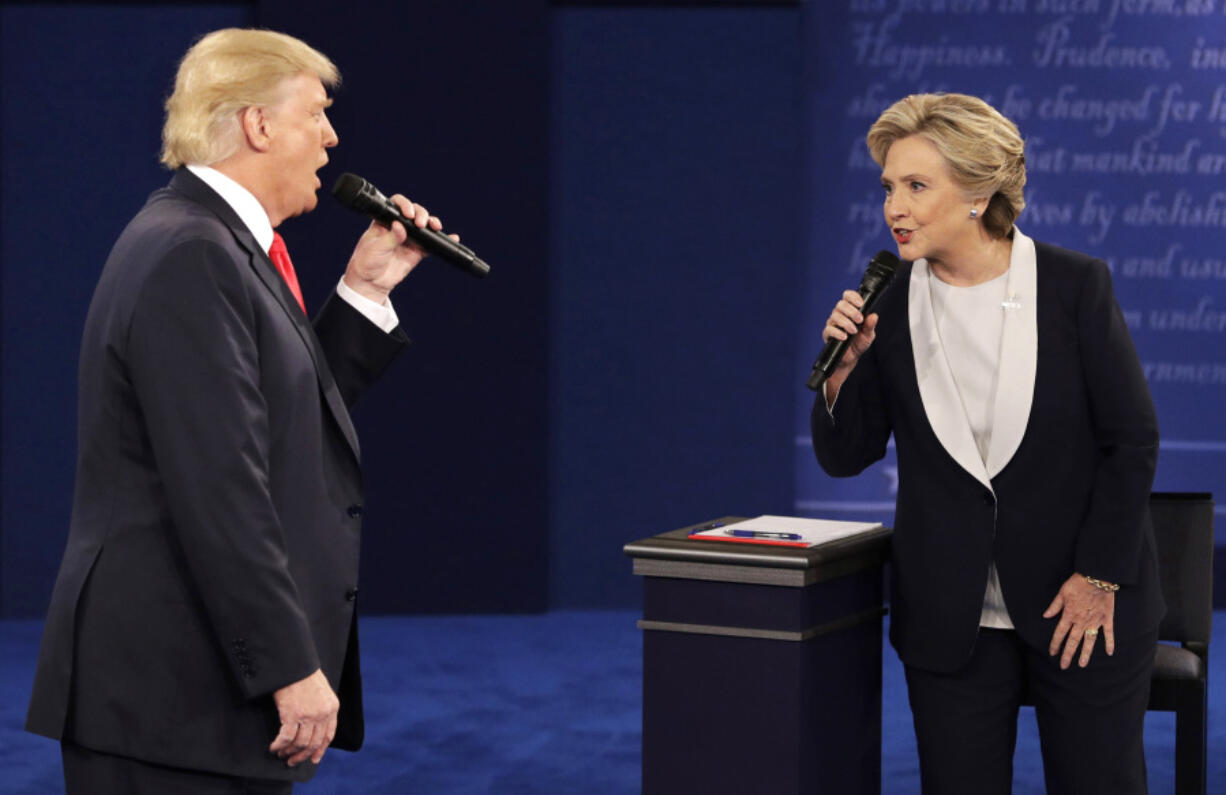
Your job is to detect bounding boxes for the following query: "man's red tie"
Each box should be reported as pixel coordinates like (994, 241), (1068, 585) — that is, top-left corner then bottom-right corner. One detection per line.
(269, 232), (306, 314)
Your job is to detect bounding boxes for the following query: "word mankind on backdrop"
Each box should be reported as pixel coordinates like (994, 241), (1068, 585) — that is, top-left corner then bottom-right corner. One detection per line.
(1027, 137), (1204, 176)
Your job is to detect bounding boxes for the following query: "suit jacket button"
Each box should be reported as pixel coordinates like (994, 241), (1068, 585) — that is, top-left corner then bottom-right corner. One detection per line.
(345, 587), (359, 601)
(347, 504), (363, 519)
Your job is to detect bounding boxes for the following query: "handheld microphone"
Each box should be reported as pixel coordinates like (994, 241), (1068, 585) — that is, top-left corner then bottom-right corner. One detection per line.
(332, 173), (490, 278)
(806, 250), (900, 391)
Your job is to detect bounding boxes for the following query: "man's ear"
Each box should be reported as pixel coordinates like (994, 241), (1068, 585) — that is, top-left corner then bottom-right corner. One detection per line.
(238, 106), (273, 153)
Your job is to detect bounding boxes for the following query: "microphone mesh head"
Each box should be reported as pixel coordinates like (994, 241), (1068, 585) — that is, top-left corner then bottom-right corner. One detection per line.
(870, 250), (901, 273)
(861, 250), (901, 295)
(331, 173), (365, 208)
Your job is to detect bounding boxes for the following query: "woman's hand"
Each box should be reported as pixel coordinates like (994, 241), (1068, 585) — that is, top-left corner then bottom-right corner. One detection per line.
(1043, 573), (1116, 669)
(821, 290), (878, 404)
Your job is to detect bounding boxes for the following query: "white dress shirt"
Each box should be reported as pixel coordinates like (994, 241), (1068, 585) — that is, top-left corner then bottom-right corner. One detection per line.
(186, 165), (400, 333)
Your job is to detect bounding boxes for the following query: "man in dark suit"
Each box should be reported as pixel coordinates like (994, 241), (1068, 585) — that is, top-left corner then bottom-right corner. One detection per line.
(25, 28), (451, 793)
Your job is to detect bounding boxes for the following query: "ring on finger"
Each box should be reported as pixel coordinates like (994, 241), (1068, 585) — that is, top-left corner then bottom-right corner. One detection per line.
(1084, 627), (1098, 638)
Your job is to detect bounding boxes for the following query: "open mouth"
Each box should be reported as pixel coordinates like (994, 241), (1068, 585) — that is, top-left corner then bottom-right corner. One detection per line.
(893, 228), (914, 244)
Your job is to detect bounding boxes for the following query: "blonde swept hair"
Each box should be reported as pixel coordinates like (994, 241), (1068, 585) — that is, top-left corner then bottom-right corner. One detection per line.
(161, 28), (339, 169)
(866, 93), (1026, 240)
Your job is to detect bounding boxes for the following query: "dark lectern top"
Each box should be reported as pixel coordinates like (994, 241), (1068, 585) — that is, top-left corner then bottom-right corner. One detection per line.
(624, 516), (892, 587)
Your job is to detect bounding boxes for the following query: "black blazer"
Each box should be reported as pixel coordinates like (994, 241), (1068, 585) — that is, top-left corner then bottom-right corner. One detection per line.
(812, 232), (1164, 674)
(26, 169), (406, 781)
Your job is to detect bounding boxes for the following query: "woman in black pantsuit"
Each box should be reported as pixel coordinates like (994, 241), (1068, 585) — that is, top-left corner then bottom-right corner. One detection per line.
(812, 93), (1163, 794)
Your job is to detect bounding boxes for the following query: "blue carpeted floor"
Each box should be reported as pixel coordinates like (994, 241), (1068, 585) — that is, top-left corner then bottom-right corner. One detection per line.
(2, 611), (1224, 793)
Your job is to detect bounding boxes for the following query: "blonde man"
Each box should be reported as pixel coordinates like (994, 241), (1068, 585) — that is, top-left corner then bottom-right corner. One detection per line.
(26, 28), (451, 793)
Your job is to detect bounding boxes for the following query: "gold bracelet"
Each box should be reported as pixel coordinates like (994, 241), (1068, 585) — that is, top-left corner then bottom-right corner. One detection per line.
(1084, 575), (1120, 593)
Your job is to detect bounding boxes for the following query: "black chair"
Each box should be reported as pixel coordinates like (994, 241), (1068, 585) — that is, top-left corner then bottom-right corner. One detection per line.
(1147, 492), (1214, 795)
(1016, 492), (1214, 793)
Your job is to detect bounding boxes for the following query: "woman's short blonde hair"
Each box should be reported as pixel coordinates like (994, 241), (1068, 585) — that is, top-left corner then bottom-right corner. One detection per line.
(161, 28), (339, 169)
(866, 93), (1026, 240)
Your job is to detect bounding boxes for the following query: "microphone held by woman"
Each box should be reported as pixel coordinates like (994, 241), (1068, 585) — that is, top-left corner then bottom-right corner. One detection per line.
(805, 249), (899, 391)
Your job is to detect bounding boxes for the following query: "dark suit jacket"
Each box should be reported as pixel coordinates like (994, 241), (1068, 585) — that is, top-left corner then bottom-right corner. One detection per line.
(812, 231), (1164, 674)
(26, 169), (406, 781)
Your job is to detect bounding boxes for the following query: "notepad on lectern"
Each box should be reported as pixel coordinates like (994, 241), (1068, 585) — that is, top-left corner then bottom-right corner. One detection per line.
(688, 515), (883, 548)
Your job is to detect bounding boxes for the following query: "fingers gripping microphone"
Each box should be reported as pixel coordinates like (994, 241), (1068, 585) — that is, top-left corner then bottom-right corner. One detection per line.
(806, 250), (900, 391)
(332, 173), (490, 278)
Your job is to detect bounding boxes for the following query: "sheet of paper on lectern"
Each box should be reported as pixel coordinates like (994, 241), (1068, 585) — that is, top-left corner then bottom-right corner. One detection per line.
(690, 515), (883, 548)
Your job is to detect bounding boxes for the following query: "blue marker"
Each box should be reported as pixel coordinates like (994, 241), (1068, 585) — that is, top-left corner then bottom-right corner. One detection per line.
(727, 529), (802, 541)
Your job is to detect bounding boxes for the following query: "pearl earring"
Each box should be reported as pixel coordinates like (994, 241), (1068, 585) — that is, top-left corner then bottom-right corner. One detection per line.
(969, 208), (979, 219)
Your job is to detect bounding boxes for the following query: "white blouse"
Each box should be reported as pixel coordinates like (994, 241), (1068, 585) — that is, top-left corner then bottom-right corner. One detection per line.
(928, 270), (1015, 630)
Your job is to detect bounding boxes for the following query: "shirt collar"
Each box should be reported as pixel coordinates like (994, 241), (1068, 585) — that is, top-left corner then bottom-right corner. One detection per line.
(186, 164), (275, 254)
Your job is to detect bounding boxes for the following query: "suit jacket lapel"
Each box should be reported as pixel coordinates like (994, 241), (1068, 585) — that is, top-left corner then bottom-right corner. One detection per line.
(246, 237), (363, 463)
(983, 228), (1037, 479)
(909, 259), (993, 490)
(169, 170), (362, 462)
(907, 228), (1040, 489)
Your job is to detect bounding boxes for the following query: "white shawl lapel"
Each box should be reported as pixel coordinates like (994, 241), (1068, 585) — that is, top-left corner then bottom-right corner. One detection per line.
(984, 228), (1037, 478)
(908, 227), (1038, 490)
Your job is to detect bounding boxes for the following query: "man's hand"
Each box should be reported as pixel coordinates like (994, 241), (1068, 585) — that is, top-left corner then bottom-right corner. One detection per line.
(342, 194), (460, 304)
(269, 668), (339, 767)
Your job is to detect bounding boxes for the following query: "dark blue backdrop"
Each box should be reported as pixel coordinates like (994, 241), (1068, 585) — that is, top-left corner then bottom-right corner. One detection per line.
(0, 0), (556, 617)
(1, 1), (1220, 619)
(549, 7), (801, 606)
(0, 1), (801, 616)
(1, 4), (257, 618)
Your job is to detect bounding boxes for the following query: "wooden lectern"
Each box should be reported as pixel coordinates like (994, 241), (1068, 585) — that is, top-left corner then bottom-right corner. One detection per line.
(625, 516), (892, 794)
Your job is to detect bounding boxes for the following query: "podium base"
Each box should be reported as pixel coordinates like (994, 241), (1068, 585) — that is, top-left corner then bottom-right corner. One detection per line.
(627, 517), (890, 795)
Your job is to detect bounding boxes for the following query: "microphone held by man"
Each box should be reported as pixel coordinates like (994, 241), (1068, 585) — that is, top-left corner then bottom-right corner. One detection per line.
(333, 172), (491, 278)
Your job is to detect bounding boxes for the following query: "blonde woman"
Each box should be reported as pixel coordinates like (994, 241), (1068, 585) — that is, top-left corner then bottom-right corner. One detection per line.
(812, 93), (1162, 794)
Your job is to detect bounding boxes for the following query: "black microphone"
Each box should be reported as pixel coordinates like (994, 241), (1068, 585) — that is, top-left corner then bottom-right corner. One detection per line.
(806, 250), (900, 391)
(332, 173), (490, 278)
